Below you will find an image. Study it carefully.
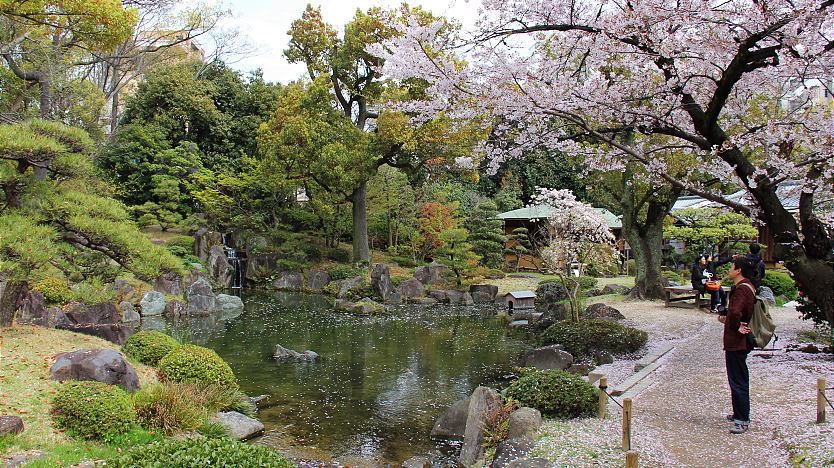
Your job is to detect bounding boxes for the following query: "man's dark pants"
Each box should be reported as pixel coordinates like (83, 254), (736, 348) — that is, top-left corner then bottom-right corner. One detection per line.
(725, 350), (750, 422)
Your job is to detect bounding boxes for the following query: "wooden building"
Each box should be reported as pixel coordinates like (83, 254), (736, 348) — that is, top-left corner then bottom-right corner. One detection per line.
(498, 291), (536, 311)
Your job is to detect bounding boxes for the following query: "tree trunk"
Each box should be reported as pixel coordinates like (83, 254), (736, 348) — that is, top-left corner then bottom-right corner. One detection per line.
(39, 77), (51, 119)
(624, 223), (666, 299)
(0, 278), (25, 327)
(351, 181), (370, 262)
(110, 87), (120, 134)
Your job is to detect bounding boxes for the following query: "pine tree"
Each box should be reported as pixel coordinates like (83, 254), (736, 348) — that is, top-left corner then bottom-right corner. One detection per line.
(505, 227), (532, 272)
(467, 200), (508, 269)
(437, 228), (480, 286)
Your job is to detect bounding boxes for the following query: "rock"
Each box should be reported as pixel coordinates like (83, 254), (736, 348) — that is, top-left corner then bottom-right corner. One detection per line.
(186, 277), (219, 316)
(17, 292), (69, 328)
(411, 297), (438, 305)
(446, 290), (474, 306)
(271, 272), (305, 291)
(139, 291), (166, 316)
(583, 303), (625, 321)
(507, 458), (552, 468)
(63, 302), (120, 324)
(493, 438), (535, 468)
(244, 253), (281, 282)
(247, 394), (269, 406)
(402, 456), (432, 468)
(273, 344), (319, 362)
(469, 284), (498, 303)
(0, 277), (25, 327)
(50, 349), (140, 392)
(337, 276), (365, 299)
(208, 245), (233, 288)
(164, 300), (186, 318)
(154, 272), (182, 296)
(118, 301), (140, 323)
(459, 386), (502, 466)
(334, 299), (354, 312)
(567, 363), (593, 376)
(384, 290), (402, 305)
(428, 290), (448, 302)
(509, 320), (530, 330)
(533, 303), (568, 332)
(2, 450), (45, 467)
(602, 284), (631, 295)
(397, 278), (426, 299)
(536, 282), (567, 304)
(799, 344), (821, 354)
(522, 345), (574, 371)
(371, 264), (393, 301)
(216, 294), (244, 313)
(584, 288), (602, 298)
(430, 398), (469, 439)
(58, 323), (135, 345)
(757, 286), (776, 307)
(112, 279), (136, 303)
(593, 351), (614, 365)
(307, 270), (331, 292)
(0, 416), (24, 436)
(413, 262), (449, 285)
(209, 411), (264, 441)
(194, 228), (222, 263)
(353, 298), (386, 315)
(508, 407), (542, 440)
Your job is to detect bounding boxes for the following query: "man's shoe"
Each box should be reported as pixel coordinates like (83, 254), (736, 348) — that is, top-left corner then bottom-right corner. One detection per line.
(725, 414), (734, 422)
(730, 421), (749, 434)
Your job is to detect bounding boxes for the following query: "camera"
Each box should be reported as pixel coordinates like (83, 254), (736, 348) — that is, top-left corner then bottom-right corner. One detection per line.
(716, 304), (727, 316)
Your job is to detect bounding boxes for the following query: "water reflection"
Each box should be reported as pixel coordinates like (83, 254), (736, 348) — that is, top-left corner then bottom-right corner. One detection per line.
(142, 291), (529, 463)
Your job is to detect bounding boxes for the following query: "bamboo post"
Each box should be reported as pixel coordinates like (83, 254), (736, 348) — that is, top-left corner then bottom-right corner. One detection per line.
(625, 451), (638, 468)
(818, 378), (827, 424)
(598, 376), (608, 419)
(622, 398), (633, 451)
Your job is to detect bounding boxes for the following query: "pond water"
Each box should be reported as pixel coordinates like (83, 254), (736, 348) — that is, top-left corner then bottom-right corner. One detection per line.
(141, 291), (530, 464)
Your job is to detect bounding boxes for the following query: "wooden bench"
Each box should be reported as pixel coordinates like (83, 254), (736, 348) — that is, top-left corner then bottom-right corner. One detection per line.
(663, 285), (729, 309)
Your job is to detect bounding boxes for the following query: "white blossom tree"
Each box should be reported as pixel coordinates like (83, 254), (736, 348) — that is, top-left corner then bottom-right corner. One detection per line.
(373, 0), (834, 328)
(534, 188), (615, 321)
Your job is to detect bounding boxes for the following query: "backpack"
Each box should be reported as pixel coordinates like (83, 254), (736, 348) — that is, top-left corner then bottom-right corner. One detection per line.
(741, 282), (777, 349)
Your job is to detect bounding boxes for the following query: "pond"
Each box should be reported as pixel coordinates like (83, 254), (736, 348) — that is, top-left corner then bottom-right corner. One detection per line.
(141, 291), (530, 464)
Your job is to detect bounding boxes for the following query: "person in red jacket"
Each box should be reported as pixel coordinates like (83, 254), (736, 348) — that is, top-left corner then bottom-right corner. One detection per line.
(718, 257), (757, 434)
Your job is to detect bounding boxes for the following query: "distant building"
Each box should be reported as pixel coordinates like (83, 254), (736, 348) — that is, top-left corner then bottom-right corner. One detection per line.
(498, 291), (536, 311)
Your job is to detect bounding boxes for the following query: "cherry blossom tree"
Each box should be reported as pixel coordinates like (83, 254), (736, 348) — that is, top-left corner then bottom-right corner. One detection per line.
(534, 188), (615, 321)
(374, 0), (834, 328)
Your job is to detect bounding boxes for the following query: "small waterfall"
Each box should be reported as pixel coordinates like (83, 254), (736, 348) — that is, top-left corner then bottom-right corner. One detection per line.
(222, 233), (244, 290)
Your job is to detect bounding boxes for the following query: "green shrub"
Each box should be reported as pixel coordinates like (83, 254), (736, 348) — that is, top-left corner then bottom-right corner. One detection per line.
(157, 345), (237, 389)
(391, 275), (411, 287)
(761, 270), (797, 299)
(625, 259), (636, 274)
(72, 277), (116, 305)
(122, 331), (181, 366)
(324, 247), (351, 262)
(503, 369), (597, 418)
(275, 259), (306, 272)
(31, 275), (73, 304)
(540, 320), (648, 357)
(543, 276), (597, 291)
(106, 437), (294, 467)
(486, 269), (506, 279)
(328, 265), (362, 281)
(51, 381), (136, 440)
(166, 245), (190, 257)
(168, 235), (195, 251)
(392, 256), (418, 267)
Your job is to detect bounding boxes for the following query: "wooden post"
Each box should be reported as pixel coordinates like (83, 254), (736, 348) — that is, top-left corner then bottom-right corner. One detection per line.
(622, 398), (633, 451)
(818, 378), (827, 424)
(598, 377), (608, 419)
(626, 451), (638, 468)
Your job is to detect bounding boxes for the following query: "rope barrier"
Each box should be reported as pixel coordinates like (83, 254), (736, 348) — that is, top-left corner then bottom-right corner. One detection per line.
(822, 391), (834, 412)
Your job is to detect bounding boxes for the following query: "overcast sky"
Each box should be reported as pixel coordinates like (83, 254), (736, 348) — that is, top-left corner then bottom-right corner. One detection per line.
(223, 0), (473, 83)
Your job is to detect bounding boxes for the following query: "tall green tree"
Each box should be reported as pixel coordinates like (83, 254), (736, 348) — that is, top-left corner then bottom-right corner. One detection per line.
(665, 208), (758, 257)
(436, 228), (479, 286)
(506, 227), (532, 272)
(466, 200), (507, 269)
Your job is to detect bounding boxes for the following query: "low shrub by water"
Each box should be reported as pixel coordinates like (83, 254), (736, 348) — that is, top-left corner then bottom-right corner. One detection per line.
(540, 319), (648, 357)
(157, 345), (237, 389)
(122, 331), (181, 366)
(503, 368), (597, 419)
(327, 265), (363, 281)
(106, 437), (294, 467)
(51, 381), (136, 440)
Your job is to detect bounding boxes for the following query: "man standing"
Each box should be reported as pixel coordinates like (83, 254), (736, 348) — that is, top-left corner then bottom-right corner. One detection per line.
(718, 257), (757, 434)
(745, 243), (766, 288)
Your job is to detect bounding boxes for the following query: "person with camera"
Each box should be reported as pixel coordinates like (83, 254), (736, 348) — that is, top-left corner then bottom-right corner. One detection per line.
(690, 254), (727, 312)
(718, 257), (757, 434)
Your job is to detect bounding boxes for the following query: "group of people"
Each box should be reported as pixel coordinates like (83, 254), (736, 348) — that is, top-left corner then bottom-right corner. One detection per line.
(690, 243), (767, 435)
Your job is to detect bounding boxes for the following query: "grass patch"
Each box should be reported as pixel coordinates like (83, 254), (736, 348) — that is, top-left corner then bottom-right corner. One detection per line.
(796, 324), (833, 347)
(20, 428), (164, 467)
(0, 326), (157, 457)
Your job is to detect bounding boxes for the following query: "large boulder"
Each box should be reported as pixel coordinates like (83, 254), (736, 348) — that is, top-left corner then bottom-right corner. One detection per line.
(164, 300), (186, 318)
(244, 253), (281, 282)
(307, 270), (331, 292)
(112, 279), (137, 303)
(371, 264), (393, 301)
(154, 272), (182, 296)
(602, 284), (631, 295)
(397, 278), (426, 300)
(273, 344), (319, 362)
(139, 291), (166, 316)
(58, 323), (135, 345)
(508, 407), (542, 440)
(0, 416), (24, 436)
(50, 349), (140, 392)
(352, 298), (386, 316)
(118, 301), (140, 323)
(493, 438), (536, 468)
(430, 398), (469, 439)
(271, 272), (305, 291)
(460, 386), (502, 466)
(446, 290), (474, 306)
(522, 345), (574, 371)
(470, 284), (498, 304)
(194, 228), (223, 263)
(414, 262), (449, 285)
(17, 291), (69, 328)
(0, 277), (25, 327)
(186, 277), (220, 316)
(428, 290), (448, 302)
(384, 290), (403, 305)
(63, 302), (120, 324)
(216, 294), (244, 313)
(758, 286), (776, 307)
(336, 276), (365, 299)
(208, 245), (233, 288)
(209, 411), (264, 441)
(583, 303), (625, 321)
(536, 282), (567, 304)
